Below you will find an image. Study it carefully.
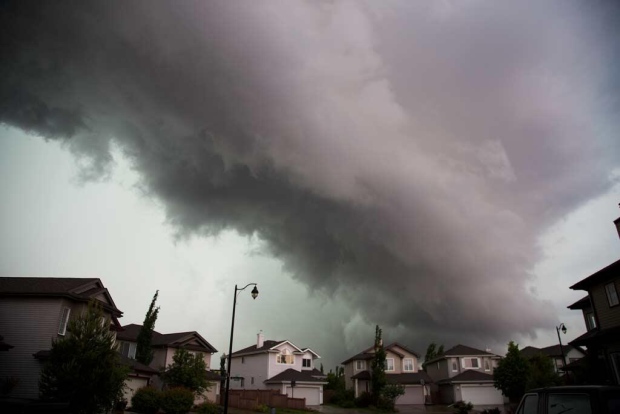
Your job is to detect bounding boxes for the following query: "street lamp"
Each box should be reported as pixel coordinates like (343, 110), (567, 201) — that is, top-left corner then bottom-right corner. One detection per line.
(223, 283), (259, 414)
(556, 323), (568, 374)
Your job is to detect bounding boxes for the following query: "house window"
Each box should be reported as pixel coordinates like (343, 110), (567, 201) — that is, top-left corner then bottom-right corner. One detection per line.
(58, 307), (71, 336)
(403, 358), (414, 372)
(119, 341), (137, 359)
(355, 360), (366, 370)
(462, 358), (480, 369)
(586, 312), (597, 330)
(605, 283), (619, 307)
(303, 358), (312, 368)
(251, 377), (254, 385)
(452, 361), (458, 372)
(242, 357), (245, 364)
(484, 360), (490, 371)
(240, 378), (245, 387)
(385, 358), (395, 371)
(277, 349), (294, 364)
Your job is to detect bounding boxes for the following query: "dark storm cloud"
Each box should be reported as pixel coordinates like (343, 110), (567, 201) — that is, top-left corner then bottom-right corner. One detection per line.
(2, 0), (619, 353)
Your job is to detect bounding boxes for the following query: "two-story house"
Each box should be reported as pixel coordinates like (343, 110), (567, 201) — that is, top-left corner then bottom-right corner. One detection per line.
(423, 344), (504, 406)
(568, 218), (620, 386)
(0, 277), (125, 399)
(341, 342), (431, 405)
(116, 323), (221, 403)
(228, 332), (327, 405)
(520, 344), (585, 374)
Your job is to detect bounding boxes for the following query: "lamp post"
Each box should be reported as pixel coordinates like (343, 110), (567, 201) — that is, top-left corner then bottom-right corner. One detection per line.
(223, 283), (259, 414)
(556, 323), (567, 374)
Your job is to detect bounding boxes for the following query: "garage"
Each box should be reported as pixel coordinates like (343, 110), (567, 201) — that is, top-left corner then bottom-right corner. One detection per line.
(460, 385), (504, 406)
(397, 385), (425, 405)
(285, 386), (321, 405)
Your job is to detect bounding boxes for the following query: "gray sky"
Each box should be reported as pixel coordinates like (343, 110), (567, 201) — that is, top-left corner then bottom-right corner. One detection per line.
(1, 0), (620, 370)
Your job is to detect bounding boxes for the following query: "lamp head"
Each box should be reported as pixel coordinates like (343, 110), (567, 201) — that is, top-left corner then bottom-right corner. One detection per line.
(561, 324), (567, 334)
(251, 285), (259, 300)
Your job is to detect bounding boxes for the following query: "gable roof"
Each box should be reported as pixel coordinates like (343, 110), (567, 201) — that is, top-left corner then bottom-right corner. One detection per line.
(570, 258), (620, 291)
(386, 372), (433, 385)
(230, 339), (311, 358)
(0, 277), (122, 316)
(521, 344), (582, 359)
(437, 370), (494, 384)
(264, 368), (327, 384)
(117, 324), (217, 353)
(423, 344), (496, 366)
(342, 342), (421, 365)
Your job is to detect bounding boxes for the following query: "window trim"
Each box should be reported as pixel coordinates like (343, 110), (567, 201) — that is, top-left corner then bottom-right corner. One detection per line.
(484, 359), (491, 371)
(605, 282), (619, 307)
(58, 307), (71, 336)
(461, 357), (481, 369)
(355, 360), (366, 370)
(302, 358), (312, 368)
(403, 358), (414, 372)
(276, 349), (295, 365)
(452, 360), (458, 372)
(385, 358), (395, 371)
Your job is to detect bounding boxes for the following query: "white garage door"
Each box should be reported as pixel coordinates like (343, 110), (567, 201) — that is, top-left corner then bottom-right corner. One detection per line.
(460, 385), (504, 406)
(286, 386), (320, 405)
(397, 386), (424, 405)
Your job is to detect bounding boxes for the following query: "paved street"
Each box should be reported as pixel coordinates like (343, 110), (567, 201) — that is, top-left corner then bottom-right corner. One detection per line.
(309, 405), (508, 414)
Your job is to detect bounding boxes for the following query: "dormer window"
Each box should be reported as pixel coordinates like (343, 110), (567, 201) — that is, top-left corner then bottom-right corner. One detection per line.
(277, 349), (294, 364)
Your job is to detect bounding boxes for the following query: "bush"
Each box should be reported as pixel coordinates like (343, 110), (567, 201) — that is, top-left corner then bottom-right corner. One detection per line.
(195, 401), (222, 414)
(355, 391), (373, 408)
(331, 388), (355, 407)
(160, 387), (195, 414)
(452, 400), (473, 414)
(131, 386), (162, 414)
(255, 404), (269, 413)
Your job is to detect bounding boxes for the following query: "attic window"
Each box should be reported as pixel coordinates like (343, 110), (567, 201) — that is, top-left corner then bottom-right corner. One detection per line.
(58, 307), (71, 336)
(605, 283), (619, 307)
(277, 349), (294, 364)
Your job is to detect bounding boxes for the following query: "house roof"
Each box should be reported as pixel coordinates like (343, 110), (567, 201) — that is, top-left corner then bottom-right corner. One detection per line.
(117, 323), (217, 353)
(424, 344), (496, 365)
(308, 368), (326, 377)
(341, 342), (421, 365)
(386, 372), (433, 385)
(570, 258), (620, 291)
(0, 335), (14, 351)
(264, 368), (327, 384)
(0, 277), (123, 317)
(437, 370), (494, 384)
(521, 344), (581, 359)
(567, 296), (591, 310)
(351, 370), (372, 380)
(119, 355), (159, 375)
(230, 339), (313, 358)
(569, 325), (620, 347)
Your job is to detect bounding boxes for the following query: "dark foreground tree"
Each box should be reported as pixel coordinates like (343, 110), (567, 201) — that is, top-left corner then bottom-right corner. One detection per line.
(494, 341), (530, 403)
(370, 325), (387, 404)
(160, 348), (210, 395)
(40, 301), (129, 413)
(526, 353), (560, 390)
(136, 290), (160, 365)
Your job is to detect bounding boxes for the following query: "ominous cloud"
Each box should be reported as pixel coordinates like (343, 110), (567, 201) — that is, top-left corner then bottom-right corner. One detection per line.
(2, 0), (620, 355)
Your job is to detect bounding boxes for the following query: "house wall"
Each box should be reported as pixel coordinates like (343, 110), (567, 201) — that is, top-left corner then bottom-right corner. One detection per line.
(268, 343), (303, 378)
(230, 353), (270, 389)
(425, 359), (450, 382)
(590, 280), (620, 330)
(0, 297), (66, 398)
(123, 376), (150, 404)
(343, 362), (355, 390)
(426, 356), (497, 382)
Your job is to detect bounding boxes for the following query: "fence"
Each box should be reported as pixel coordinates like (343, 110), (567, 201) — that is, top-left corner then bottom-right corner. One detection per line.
(222, 389), (306, 410)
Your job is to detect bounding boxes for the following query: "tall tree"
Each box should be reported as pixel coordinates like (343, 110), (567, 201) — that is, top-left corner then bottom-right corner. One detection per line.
(136, 290), (160, 365)
(370, 325), (387, 404)
(320, 363), (324, 374)
(526, 354), (560, 390)
(160, 348), (210, 395)
(424, 343), (445, 363)
(494, 341), (530, 403)
(40, 301), (129, 413)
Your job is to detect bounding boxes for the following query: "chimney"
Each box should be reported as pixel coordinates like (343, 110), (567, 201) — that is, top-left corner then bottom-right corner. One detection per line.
(257, 331), (264, 348)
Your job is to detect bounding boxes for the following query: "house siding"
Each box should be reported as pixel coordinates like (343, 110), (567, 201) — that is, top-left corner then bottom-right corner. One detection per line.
(590, 279), (620, 330)
(343, 361), (356, 390)
(0, 297), (65, 398)
(425, 359), (450, 382)
(230, 353), (270, 389)
(268, 343), (302, 378)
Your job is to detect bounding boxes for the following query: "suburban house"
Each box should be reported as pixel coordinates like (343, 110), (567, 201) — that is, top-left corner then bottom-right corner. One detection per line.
(227, 332), (327, 405)
(116, 323), (221, 403)
(341, 342), (432, 405)
(520, 344), (585, 374)
(423, 344), (504, 406)
(567, 214), (620, 385)
(0, 277), (125, 399)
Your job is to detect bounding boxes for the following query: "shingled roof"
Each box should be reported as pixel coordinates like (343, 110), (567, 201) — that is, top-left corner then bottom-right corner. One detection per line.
(341, 342), (421, 365)
(521, 344), (580, 359)
(117, 323), (217, 353)
(0, 277), (122, 316)
(437, 370), (494, 384)
(230, 340), (289, 357)
(264, 368), (328, 384)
